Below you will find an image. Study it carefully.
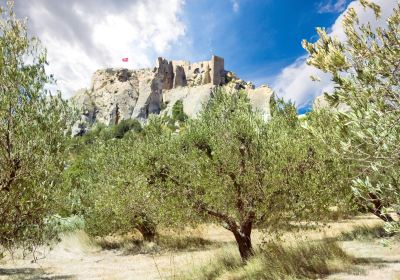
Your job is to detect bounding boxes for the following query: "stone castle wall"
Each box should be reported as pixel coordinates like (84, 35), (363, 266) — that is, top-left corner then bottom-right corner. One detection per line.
(159, 55), (225, 88)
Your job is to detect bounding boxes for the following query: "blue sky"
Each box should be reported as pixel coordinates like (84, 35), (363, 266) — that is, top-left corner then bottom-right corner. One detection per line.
(12, 0), (397, 110)
(172, 0), (345, 86)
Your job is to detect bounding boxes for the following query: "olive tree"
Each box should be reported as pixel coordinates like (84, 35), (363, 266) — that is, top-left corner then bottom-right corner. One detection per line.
(62, 134), (160, 242)
(303, 1), (400, 224)
(0, 1), (71, 252)
(136, 90), (343, 261)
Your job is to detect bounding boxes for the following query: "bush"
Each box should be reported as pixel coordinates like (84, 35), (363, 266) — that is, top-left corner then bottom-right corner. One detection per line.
(74, 119), (142, 145)
(112, 119), (143, 139)
(172, 100), (188, 123)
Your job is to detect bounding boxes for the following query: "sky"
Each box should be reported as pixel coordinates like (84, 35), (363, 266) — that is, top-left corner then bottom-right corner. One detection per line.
(11, 0), (398, 111)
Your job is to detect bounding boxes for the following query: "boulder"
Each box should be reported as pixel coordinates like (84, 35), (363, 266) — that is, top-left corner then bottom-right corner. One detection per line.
(247, 86), (274, 121)
(162, 84), (215, 118)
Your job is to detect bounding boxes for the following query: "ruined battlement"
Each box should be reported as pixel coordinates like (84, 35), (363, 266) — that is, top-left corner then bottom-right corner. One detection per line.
(156, 55), (226, 89)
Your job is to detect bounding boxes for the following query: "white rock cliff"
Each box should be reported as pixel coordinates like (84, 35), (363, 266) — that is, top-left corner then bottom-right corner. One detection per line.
(71, 55), (273, 135)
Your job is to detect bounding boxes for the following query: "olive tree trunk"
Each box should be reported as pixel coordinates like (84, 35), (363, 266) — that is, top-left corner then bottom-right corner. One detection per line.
(368, 193), (394, 223)
(232, 228), (254, 261)
(136, 222), (156, 242)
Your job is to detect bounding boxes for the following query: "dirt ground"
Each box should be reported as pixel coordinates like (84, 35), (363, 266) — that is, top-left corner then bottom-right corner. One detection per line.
(0, 215), (399, 280)
(326, 240), (400, 280)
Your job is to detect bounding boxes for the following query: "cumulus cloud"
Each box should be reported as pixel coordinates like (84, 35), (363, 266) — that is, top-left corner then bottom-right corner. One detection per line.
(272, 0), (397, 109)
(13, 0), (186, 97)
(317, 0), (348, 13)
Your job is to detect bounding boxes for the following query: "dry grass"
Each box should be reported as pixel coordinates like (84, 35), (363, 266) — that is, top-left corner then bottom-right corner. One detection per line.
(180, 240), (355, 280)
(339, 224), (391, 241)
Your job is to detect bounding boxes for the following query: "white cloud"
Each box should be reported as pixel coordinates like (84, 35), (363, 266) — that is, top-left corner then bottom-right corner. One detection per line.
(272, 0), (397, 109)
(318, 0), (348, 13)
(15, 0), (186, 98)
(231, 0), (240, 13)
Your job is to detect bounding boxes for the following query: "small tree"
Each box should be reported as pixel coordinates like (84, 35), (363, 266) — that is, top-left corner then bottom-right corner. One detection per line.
(303, 1), (400, 224)
(62, 133), (160, 242)
(0, 1), (71, 252)
(136, 90), (342, 261)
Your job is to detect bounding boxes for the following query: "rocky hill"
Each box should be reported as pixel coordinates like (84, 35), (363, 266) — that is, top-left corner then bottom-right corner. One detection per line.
(71, 55), (273, 135)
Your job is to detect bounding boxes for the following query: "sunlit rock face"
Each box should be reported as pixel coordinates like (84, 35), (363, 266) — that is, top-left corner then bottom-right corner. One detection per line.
(71, 55), (274, 135)
(313, 94), (350, 112)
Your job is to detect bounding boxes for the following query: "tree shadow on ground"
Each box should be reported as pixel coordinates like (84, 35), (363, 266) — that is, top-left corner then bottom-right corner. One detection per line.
(0, 268), (75, 280)
(96, 234), (234, 256)
(355, 257), (400, 265)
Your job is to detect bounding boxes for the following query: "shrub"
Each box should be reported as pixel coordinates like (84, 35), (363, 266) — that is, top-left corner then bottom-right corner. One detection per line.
(112, 119), (143, 139)
(172, 100), (188, 123)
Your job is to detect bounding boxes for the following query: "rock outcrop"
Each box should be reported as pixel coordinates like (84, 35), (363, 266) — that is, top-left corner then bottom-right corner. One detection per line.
(71, 55), (273, 135)
(313, 94), (350, 112)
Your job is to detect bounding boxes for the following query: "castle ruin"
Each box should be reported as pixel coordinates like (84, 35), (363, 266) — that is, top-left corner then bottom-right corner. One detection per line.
(72, 55), (272, 135)
(156, 55), (226, 89)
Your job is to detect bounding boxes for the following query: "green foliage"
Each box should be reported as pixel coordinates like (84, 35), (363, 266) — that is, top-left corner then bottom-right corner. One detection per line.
(77, 119), (142, 143)
(46, 215), (85, 235)
(303, 1), (400, 225)
(112, 119), (143, 139)
(61, 132), (161, 241)
(303, 109), (355, 213)
(70, 119), (143, 156)
(135, 89), (345, 260)
(269, 94), (298, 124)
(0, 1), (72, 252)
(65, 89), (343, 261)
(82, 123), (108, 143)
(172, 100), (188, 123)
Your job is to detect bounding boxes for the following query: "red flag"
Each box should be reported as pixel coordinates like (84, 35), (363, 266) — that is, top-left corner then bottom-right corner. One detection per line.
(122, 58), (128, 62)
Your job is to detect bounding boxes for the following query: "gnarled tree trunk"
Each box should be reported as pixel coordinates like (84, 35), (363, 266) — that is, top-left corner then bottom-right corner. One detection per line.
(197, 204), (256, 262)
(137, 223), (156, 242)
(368, 193), (394, 223)
(232, 229), (253, 261)
(230, 213), (255, 262)
(132, 213), (157, 242)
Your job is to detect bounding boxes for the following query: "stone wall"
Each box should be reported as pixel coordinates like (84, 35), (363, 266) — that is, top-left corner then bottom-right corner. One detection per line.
(164, 55), (225, 87)
(211, 55), (225, 85)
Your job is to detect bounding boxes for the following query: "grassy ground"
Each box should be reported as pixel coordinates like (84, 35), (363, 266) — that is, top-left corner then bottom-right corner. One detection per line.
(339, 224), (392, 241)
(178, 222), (400, 280)
(1, 215), (398, 280)
(180, 240), (355, 280)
